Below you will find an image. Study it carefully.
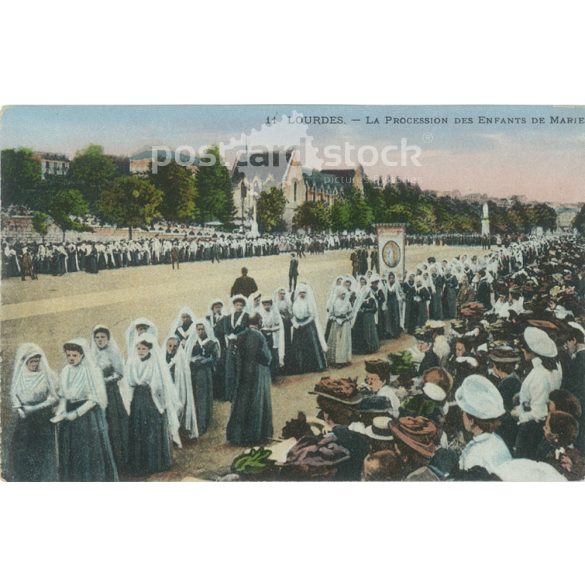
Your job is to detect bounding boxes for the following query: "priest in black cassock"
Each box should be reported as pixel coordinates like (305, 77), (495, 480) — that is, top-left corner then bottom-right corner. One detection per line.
(226, 313), (273, 446)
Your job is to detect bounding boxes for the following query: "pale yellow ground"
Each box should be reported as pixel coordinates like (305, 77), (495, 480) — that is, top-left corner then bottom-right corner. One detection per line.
(0, 245), (484, 480)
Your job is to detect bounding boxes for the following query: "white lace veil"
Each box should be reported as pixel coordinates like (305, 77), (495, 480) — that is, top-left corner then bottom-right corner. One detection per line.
(293, 282), (328, 352)
(125, 317), (158, 356)
(11, 342), (58, 409)
(90, 324), (132, 413)
(161, 335), (198, 439)
(168, 306), (197, 346)
(125, 332), (182, 447)
(60, 338), (108, 409)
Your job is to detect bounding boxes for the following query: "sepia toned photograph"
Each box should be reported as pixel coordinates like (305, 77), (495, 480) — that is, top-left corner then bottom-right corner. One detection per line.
(1, 105), (584, 483)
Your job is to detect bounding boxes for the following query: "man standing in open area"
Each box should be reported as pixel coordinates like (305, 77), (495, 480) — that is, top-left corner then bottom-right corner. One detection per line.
(289, 253), (299, 292)
(230, 266), (258, 298)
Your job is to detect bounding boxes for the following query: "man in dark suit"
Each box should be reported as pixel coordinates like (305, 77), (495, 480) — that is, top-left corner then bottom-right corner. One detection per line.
(289, 253), (299, 292)
(230, 267), (258, 298)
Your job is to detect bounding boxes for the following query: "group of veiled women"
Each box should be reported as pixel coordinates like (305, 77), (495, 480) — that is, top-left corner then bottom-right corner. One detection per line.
(7, 281), (333, 481)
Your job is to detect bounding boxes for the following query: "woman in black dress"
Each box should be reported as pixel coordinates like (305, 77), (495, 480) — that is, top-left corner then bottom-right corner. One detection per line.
(9, 343), (59, 481)
(53, 338), (118, 481)
(125, 333), (181, 476)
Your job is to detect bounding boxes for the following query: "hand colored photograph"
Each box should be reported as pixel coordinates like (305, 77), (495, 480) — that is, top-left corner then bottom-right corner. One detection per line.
(1, 105), (584, 482)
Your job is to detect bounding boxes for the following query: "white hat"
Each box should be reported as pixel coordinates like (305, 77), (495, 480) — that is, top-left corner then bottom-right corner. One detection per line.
(455, 374), (505, 419)
(423, 382), (446, 402)
(568, 322), (585, 338)
(349, 418), (394, 441)
(494, 459), (566, 482)
(523, 326), (558, 358)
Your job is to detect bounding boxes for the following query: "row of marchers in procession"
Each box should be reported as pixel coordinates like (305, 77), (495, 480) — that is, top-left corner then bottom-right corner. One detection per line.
(1, 231), (498, 279)
(5, 234), (585, 482)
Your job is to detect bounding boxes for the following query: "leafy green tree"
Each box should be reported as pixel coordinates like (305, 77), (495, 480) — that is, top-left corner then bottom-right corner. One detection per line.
(346, 188), (374, 230)
(1, 148), (41, 207)
(256, 187), (287, 233)
(149, 160), (197, 221)
(68, 144), (116, 210)
(32, 212), (50, 236)
(98, 176), (164, 239)
(527, 203), (557, 232)
(195, 146), (235, 223)
(47, 189), (90, 241)
(573, 203), (585, 236)
(292, 201), (330, 232)
(363, 179), (385, 222)
(329, 198), (351, 231)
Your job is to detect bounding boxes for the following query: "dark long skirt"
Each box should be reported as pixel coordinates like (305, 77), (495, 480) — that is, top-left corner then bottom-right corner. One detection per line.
(212, 355), (226, 400)
(282, 319), (293, 374)
(224, 347), (241, 402)
(191, 366), (214, 435)
(11, 406), (58, 481)
(227, 367), (273, 446)
(384, 294), (401, 338)
(58, 400), (118, 481)
(352, 312), (380, 354)
(290, 322), (326, 374)
(127, 385), (171, 475)
(105, 381), (129, 473)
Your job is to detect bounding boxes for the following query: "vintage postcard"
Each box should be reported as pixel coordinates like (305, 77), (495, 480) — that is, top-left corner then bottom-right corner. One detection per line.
(1, 105), (584, 482)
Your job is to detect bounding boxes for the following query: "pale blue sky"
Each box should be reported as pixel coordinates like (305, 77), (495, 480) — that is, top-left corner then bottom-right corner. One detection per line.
(1, 105), (584, 203)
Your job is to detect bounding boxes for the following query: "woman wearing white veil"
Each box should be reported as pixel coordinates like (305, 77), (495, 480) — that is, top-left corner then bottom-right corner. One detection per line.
(325, 275), (345, 340)
(9, 343), (59, 481)
(125, 317), (158, 357)
(351, 276), (380, 354)
(247, 291), (263, 316)
(326, 286), (353, 367)
(168, 306), (197, 348)
(90, 324), (131, 473)
(52, 338), (118, 481)
(185, 319), (220, 435)
(290, 282), (327, 374)
(273, 287), (294, 374)
(162, 335), (198, 440)
(206, 298), (227, 399)
(258, 295), (285, 379)
(125, 332), (181, 476)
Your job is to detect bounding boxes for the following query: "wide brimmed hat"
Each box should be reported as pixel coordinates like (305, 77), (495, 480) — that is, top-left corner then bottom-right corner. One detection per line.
(426, 320), (445, 330)
(414, 327), (433, 342)
(489, 345), (520, 364)
(352, 417), (395, 441)
(455, 374), (505, 419)
(389, 416), (438, 459)
(494, 459), (566, 482)
(423, 382), (447, 402)
(312, 390), (362, 406)
(422, 367), (453, 394)
(523, 326), (558, 358)
(365, 359), (391, 381)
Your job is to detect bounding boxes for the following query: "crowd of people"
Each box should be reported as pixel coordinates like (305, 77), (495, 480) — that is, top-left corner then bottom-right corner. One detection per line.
(1, 232), (370, 279)
(1, 229), (499, 280)
(6, 231), (584, 481)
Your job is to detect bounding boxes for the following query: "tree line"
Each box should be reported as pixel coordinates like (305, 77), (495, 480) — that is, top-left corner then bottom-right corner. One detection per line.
(2, 146), (564, 238)
(290, 178), (559, 234)
(1, 145), (235, 239)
